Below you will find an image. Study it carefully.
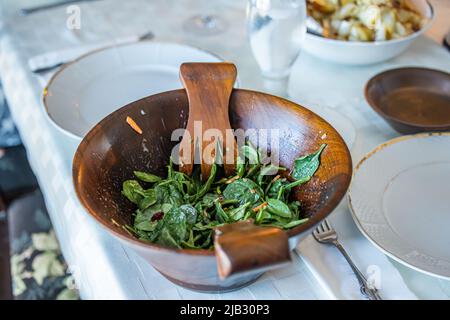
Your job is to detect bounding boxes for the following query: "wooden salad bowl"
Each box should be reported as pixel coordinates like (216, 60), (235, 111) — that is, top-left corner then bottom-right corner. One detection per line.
(73, 88), (352, 292)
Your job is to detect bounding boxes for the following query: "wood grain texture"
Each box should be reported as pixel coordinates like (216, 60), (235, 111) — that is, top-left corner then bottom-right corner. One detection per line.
(73, 88), (352, 292)
(215, 220), (291, 280)
(179, 63), (237, 178)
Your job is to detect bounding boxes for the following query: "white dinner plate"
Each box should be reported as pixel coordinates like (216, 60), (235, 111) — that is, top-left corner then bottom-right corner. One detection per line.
(43, 41), (222, 140)
(349, 133), (450, 279)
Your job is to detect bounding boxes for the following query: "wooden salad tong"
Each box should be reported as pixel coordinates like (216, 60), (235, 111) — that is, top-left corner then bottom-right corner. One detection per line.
(179, 62), (237, 179)
(178, 63), (291, 280)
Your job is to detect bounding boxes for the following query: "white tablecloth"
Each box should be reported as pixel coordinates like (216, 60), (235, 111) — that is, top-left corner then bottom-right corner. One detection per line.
(0, 0), (449, 299)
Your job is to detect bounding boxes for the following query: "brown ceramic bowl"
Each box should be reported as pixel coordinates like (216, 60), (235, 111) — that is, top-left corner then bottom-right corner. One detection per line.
(365, 67), (450, 134)
(72, 89), (352, 292)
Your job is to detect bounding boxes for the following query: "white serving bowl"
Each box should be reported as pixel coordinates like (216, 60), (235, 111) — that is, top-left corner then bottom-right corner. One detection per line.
(302, 0), (434, 65)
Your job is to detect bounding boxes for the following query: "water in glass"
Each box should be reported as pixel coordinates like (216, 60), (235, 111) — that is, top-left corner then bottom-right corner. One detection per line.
(247, 0), (306, 79)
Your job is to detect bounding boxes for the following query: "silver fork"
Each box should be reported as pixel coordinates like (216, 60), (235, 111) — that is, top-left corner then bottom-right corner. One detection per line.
(313, 219), (382, 300)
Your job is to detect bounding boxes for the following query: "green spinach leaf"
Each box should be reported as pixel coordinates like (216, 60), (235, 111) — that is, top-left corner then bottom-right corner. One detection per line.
(134, 171), (162, 183)
(223, 178), (263, 206)
(122, 180), (144, 204)
(267, 198), (291, 218)
(290, 144), (326, 181)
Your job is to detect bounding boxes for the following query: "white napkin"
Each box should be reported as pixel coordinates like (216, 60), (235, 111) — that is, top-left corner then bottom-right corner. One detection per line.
(28, 34), (142, 73)
(296, 201), (417, 300)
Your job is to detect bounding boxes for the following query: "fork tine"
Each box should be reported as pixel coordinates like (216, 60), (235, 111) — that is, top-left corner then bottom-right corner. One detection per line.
(316, 222), (324, 233)
(323, 219), (332, 231)
(312, 229), (319, 239)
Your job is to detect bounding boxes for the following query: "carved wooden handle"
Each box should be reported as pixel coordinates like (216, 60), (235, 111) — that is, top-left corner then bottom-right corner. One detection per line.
(179, 62), (237, 179)
(214, 220), (291, 279)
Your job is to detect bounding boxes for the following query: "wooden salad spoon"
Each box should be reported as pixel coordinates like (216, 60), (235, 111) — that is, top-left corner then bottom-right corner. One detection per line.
(178, 62), (237, 179)
(178, 62), (291, 279)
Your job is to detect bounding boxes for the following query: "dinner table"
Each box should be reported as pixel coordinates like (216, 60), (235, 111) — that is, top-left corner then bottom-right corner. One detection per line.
(0, 0), (449, 299)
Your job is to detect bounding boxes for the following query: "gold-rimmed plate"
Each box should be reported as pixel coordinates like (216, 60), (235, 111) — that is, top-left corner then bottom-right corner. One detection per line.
(349, 133), (450, 279)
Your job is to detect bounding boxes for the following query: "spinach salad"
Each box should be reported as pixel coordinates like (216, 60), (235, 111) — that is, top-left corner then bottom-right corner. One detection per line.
(122, 143), (326, 249)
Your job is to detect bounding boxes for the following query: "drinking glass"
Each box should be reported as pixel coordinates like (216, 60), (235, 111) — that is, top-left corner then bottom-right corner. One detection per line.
(247, 0), (306, 79)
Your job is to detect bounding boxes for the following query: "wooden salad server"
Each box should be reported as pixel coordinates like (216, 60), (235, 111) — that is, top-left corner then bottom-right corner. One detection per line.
(178, 62), (291, 280)
(179, 62), (237, 179)
(214, 220), (291, 280)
